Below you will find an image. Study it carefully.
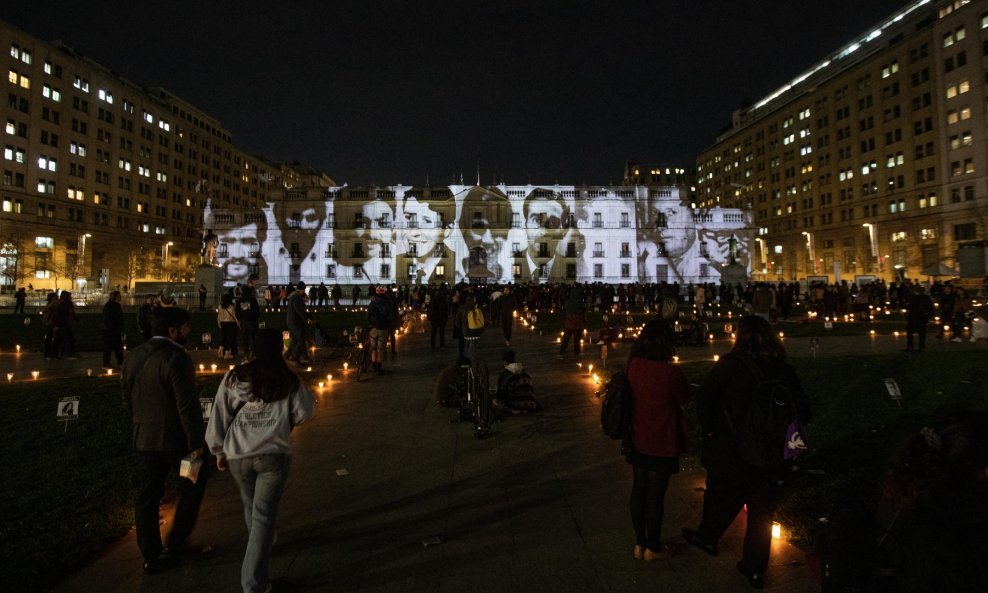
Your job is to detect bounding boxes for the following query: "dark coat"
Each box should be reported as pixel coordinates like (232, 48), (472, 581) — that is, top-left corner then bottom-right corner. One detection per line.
(286, 290), (307, 332)
(102, 300), (124, 334)
(122, 337), (203, 452)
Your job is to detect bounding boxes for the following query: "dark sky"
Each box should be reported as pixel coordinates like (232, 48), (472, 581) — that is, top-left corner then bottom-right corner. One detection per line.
(6, 0), (909, 186)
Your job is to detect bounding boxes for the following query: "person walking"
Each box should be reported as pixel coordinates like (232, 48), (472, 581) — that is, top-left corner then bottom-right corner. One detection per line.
(238, 278), (261, 360)
(558, 286), (586, 359)
(903, 284), (934, 352)
(41, 292), (58, 359)
(367, 287), (396, 373)
(285, 282), (310, 365)
(683, 316), (811, 589)
(497, 286), (517, 347)
(13, 286), (26, 314)
(427, 286), (449, 349)
(102, 290), (125, 369)
(217, 293), (239, 360)
(206, 328), (314, 593)
(122, 306), (210, 574)
(138, 294), (157, 343)
(625, 320), (691, 561)
(51, 291), (79, 359)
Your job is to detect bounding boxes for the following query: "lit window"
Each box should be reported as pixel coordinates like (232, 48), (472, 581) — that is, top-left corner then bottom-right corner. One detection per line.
(97, 89), (114, 104)
(35, 236), (53, 249)
(9, 45), (18, 59)
(5, 121), (15, 135)
(143, 111), (154, 124)
(37, 156), (56, 172)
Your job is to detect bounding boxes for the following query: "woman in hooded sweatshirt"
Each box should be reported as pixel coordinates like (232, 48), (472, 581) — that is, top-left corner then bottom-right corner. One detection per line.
(206, 328), (314, 593)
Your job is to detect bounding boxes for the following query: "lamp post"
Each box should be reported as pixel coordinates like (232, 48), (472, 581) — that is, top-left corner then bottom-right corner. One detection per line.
(801, 231), (815, 274)
(76, 233), (91, 292)
(862, 223), (880, 274)
(162, 241), (174, 280)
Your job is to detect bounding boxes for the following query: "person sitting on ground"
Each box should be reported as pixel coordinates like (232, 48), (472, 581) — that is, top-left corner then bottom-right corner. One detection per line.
(495, 350), (542, 413)
(432, 357), (471, 408)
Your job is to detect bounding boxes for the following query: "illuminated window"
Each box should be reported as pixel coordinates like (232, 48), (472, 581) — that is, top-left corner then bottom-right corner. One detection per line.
(35, 236), (53, 249)
(920, 228), (937, 239)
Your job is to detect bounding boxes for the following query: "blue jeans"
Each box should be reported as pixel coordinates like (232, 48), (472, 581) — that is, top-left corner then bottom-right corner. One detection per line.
(230, 454), (292, 593)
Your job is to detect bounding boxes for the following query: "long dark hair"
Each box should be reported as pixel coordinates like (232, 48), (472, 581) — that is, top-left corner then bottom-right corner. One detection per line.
(629, 319), (676, 362)
(227, 328), (300, 402)
(732, 315), (786, 361)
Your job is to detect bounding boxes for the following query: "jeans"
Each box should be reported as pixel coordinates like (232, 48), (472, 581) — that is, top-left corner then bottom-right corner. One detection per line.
(464, 337), (478, 360)
(135, 450), (212, 561)
(230, 454), (292, 593)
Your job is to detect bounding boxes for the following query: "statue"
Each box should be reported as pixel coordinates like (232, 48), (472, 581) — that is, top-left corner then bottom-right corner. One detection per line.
(728, 234), (739, 265)
(201, 229), (218, 266)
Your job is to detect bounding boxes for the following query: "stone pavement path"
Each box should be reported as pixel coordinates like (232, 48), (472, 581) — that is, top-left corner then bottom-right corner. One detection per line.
(48, 318), (985, 593)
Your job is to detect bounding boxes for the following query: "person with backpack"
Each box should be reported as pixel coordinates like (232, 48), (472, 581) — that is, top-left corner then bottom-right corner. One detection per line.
(624, 320), (690, 561)
(683, 315), (810, 589)
(460, 294), (484, 360)
(495, 350), (542, 413)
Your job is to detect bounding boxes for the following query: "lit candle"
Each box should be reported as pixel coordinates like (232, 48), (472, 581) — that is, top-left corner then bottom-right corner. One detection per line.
(318, 381), (325, 389)
(15, 344), (21, 353)
(772, 522), (782, 539)
(6, 372), (12, 382)
(306, 366), (312, 372)
(713, 354), (720, 362)
(211, 363), (218, 372)
(326, 373), (333, 381)
(343, 362), (349, 370)
(778, 332), (785, 338)
(199, 364), (205, 372)
(106, 368), (113, 376)
(86, 368), (93, 377)
(869, 330), (876, 336)
(31, 370), (39, 380)
(672, 355), (680, 363)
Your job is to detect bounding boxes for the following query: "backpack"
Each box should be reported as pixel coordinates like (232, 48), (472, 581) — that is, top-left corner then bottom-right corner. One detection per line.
(600, 370), (631, 440)
(725, 356), (806, 470)
(466, 307), (485, 336)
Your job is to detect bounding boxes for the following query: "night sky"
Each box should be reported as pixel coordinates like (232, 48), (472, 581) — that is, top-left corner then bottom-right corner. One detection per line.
(6, 0), (909, 186)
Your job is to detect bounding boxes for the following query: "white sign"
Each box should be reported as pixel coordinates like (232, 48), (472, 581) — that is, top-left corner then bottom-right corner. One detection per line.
(884, 378), (902, 400)
(57, 397), (79, 418)
(200, 398), (214, 421)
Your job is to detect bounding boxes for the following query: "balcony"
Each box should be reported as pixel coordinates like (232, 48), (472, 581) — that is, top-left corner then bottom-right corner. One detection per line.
(592, 251), (605, 258)
(619, 251), (631, 258)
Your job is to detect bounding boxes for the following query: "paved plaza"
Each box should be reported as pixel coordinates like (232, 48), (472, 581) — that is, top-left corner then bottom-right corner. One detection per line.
(37, 317), (982, 593)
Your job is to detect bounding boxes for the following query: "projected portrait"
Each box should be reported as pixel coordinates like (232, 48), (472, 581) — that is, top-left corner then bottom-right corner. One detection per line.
(215, 209), (267, 285)
(263, 200), (333, 284)
(354, 198), (394, 284)
(456, 187), (511, 283)
(522, 192), (566, 281)
(396, 195), (450, 284)
(637, 194), (698, 283)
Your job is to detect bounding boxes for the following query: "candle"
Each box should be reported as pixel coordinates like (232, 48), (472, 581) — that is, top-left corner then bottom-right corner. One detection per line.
(343, 362), (349, 370)
(31, 370), (39, 380)
(318, 381), (325, 389)
(199, 364), (205, 372)
(210, 363), (218, 372)
(6, 372), (12, 382)
(772, 522), (782, 539)
(16, 344), (21, 353)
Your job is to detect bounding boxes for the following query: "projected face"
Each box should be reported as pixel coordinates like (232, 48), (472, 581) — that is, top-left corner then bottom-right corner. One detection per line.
(217, 220), (264, 283)
(402, 197), (444, 257)
(355, 199), (394, 261)
(646, 200), (696, 258)
(524, 197), (564, 253)
(459, 188), (509, 279)
(274, 203), (325, 258)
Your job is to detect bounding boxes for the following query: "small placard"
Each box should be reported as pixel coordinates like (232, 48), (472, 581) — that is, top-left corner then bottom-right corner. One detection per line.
(884, 378), (902, 400)
(823, 321), (833, 329)
(57, 396), (79, 418)
(201, 332), (212, 345)
(421, 536), (443, 547)
(336, 468), (350, 476)
(200, 398), (214, 421)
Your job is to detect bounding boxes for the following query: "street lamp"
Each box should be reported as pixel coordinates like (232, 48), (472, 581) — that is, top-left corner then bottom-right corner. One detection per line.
(801, 231), (815, 274)
(862, 223), (880, 274)
(162, 241), (174, 280)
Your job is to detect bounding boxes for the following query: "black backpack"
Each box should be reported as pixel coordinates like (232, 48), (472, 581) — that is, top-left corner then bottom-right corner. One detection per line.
(724, 356), (802, 471)
(600, 370), (631, 440)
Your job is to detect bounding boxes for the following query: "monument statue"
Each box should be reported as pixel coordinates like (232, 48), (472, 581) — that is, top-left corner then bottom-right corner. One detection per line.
(201, 229), (218, 266)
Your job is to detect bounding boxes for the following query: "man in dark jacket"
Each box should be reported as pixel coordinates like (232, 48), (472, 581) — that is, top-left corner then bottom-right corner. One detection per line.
(286, 281), (310, 365)
(137, 294), (157, 342)
(237, 277), (261, 360)
(102, 290), (125, 368)
(13, 286), (26, 314)
(904, 284), (934, 352)
(122, 306), (209, 574)
(496, 286), (517, 347)
(427, 286), (449, 349)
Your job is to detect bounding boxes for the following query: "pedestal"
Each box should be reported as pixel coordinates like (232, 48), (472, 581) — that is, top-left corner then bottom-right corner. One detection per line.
(720, 263), (749, 287)
(195, 265), (224, 308)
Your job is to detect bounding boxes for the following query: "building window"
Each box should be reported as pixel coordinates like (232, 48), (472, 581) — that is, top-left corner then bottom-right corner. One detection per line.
(35, 236), (54, 249)
(954, 223), (976, 241)
(593, 263), (603, 278)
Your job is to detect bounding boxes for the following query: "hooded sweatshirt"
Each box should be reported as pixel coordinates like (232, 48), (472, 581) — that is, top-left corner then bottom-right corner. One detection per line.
(206, 370), (315, 461)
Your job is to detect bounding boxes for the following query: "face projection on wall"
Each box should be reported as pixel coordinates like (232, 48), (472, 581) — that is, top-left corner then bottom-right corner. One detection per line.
(635, 197), (698, 282)
(274, 202), (326, 260)
(523, 194), (565, 277)
(216, 211), (266, 285)
(398, 196), (449, 281)
(354, 198), (394, 281)
(458, 187), (510, 282)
